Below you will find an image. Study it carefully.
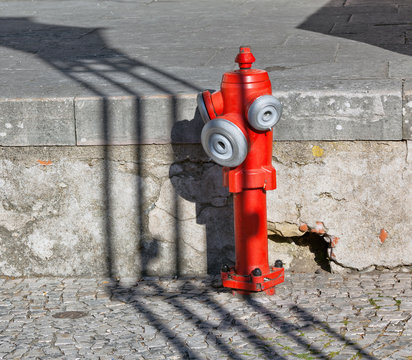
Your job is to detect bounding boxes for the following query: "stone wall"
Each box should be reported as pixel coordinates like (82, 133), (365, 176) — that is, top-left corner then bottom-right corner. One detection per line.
(1, 141), (410, 279)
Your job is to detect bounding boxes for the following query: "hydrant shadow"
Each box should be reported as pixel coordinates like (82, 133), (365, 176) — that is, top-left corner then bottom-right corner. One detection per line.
(170, 111), (236, 275)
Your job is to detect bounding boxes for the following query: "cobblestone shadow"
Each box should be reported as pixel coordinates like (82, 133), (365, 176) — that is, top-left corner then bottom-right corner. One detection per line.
(2, 273), (408, 358)
(107, 274), (384, 359)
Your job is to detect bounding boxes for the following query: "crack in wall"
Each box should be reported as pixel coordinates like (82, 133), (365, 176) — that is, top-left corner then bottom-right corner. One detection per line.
(316, 192), (347, 202)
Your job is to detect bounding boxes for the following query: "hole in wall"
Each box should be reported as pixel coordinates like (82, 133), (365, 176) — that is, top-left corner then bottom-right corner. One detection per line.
(268, 232), (331, 273)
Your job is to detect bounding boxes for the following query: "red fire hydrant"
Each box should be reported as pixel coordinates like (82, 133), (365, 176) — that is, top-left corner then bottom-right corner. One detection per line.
(197, 47), (285, 295)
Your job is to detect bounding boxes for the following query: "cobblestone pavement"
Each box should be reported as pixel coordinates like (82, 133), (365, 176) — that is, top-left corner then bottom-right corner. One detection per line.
(0, 271), (411, 359)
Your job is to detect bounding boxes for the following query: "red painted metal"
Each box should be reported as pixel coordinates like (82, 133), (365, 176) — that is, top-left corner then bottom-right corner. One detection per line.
(235, 46), (256, 69)
(234, 189), (270, 276)
(202, 90), (217, 120)
(221, 267), (284, 295)
(204, 47), (284, 295)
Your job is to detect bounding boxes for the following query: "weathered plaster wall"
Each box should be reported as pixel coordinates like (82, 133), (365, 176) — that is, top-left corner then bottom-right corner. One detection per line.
(267, 141), (412, 273)
(0, 141), (410, 278)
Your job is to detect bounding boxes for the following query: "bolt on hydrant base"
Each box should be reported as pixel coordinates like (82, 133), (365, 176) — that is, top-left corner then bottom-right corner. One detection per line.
(198, 46), (285, 295)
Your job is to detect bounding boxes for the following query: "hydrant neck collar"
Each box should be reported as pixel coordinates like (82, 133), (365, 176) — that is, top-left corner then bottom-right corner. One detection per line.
(222, 69), (269, 84)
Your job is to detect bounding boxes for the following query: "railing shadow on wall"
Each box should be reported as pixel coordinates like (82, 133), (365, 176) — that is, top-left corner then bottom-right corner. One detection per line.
(0, 16), (377, 359)
(0, 16), (209, 279)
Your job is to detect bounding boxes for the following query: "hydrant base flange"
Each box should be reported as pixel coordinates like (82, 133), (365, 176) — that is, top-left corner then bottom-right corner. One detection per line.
(221, 266), (284, 295)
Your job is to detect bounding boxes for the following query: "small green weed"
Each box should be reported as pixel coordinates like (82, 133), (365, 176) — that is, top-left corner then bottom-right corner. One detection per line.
(368, 298), (381, 310)
(279, 344), (293, 352)
(328, 351), (340, 358)
(350, 351), (363, 359)
(323, 340), (333, 349)
(294, 353), (315, 360)
(257, 336), (273, 341)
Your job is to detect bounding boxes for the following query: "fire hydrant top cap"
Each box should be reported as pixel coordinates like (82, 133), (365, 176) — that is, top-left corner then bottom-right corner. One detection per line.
(223, 46), (269, 83)
(235, 46), (256, 69)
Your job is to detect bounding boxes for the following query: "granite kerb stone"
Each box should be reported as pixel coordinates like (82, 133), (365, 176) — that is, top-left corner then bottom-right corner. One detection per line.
(0, 97), (75, 146)
(0, 79), (406, 146)
(403, 79), (412, 140)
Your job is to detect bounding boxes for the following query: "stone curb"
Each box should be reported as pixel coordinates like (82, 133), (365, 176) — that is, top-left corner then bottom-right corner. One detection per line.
(0, 79), (408, 146)
(403, 79), (412, 140)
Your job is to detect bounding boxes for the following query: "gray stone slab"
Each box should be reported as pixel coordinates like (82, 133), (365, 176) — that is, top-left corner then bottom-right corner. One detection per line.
(403, 79), (412, 140)
(349, 12), (411, 24)
(266, 60), (388, 81)
(390, 58), (412, 80)
(273, 79), (402, 140)
(0, 98), (75, 146)
(336, 39), (410, 63)
(75, 94), (201, 145)
(331, 26), (408, 46)
(284, 31), (346, 46)
(0, 70), (89, 99)
(211, 43), (339, 68)
(399, 5), (412, 15)
(345, 0), (397, 6)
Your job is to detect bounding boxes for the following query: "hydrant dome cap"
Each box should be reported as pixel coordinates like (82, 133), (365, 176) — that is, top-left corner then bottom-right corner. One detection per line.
(222, 69), (269, 84)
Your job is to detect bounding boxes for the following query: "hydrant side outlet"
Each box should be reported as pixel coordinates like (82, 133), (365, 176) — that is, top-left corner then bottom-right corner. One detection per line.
(199, 46), (285, 295)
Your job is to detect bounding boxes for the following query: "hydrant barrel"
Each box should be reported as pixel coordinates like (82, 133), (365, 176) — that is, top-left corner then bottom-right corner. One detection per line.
(234, 188), (270, 276)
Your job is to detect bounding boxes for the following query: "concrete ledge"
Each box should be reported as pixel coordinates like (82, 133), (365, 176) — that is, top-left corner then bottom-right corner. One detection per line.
(75, 94), (199, 145)
(274, 79), (402, 141)
(403, 79), (412, 140)
(0, 98), (75, 146)
(0, 79), (406, 145)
